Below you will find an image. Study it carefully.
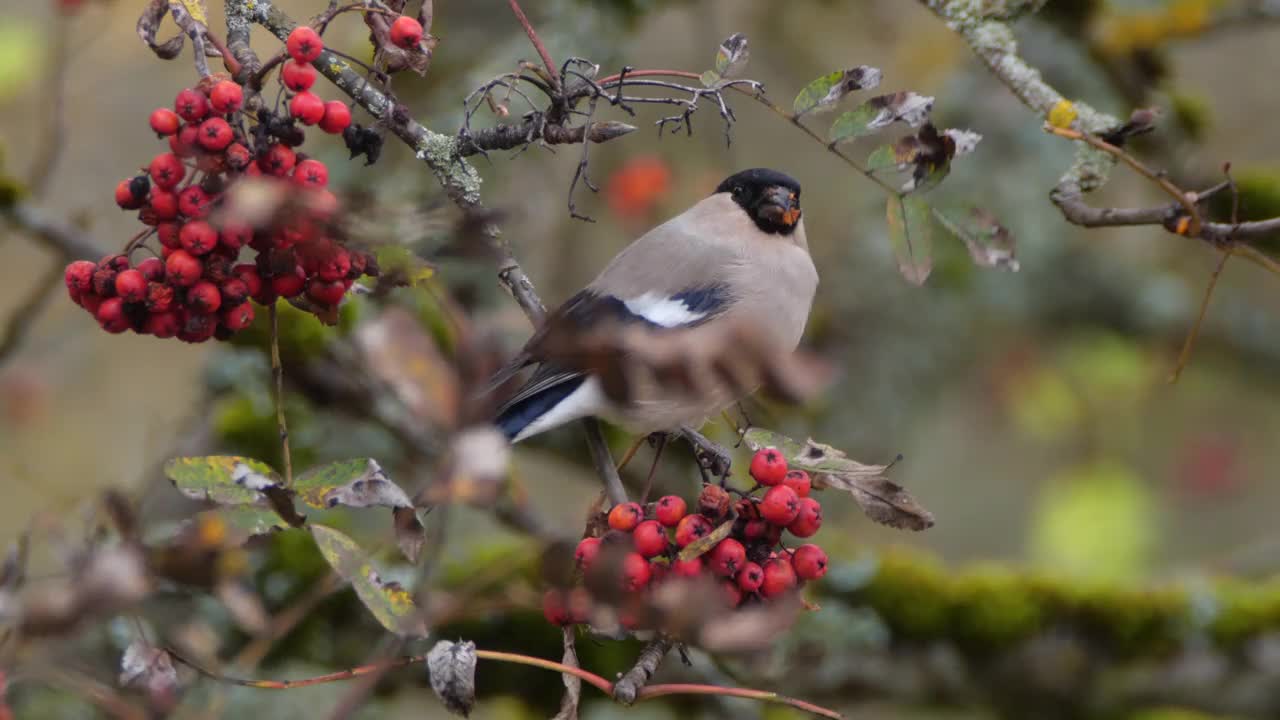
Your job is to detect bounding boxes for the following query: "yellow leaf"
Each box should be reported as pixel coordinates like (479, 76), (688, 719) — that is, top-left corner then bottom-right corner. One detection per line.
(1048, 99), (1078, 129)
(170, 0), (209, 26)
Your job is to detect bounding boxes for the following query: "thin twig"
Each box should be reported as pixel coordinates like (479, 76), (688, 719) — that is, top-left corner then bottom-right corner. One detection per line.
(505, 0), (560, 92)
(584, 418), (629, 506)
(1169, 249), (1231, 383)
(613, 635), (673, 704)
(267, 303), (293, 487)
(0, 259), (65, 367)
(1045, 124), (1201, 232)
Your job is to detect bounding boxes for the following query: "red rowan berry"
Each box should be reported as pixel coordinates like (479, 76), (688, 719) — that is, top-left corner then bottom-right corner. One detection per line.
(170, 124), (201, 157)
(621, 552), (651, 592)
(760, 558), (797, 598)
(632, 520), (668, 558)
(737, 561), (764, 593)
(542, 589), (573, 626)
(260, 144), (296, 176)
(607, 502), (644, 532)
(174, 88), (208, 122)
(96, 298), (130, 333)
(178, 311), (217, 343)
(92, 266), (117, 297)
(208, 81), (243, 113)
(742, 519), (769, 542)
(316, 250), (350, 282)
(224, 142), (252, 171)
(749, 447), (788, 486)
(708, 538), (746, 577)
(721, 580), (743, 608)
(574, 537), (601, 570)
(286, 26), (323, 63)
(146, 282), (174, 312)
(218, 223), (252, 252)
(233, 265), (262, 297)
(292, 158), (328, 187)
(221, 302), (255, 331)
(697, 484), (731, 521)
(759, 485), (800, 526)
(674, 513), (712, 547)
(178, 186), (213, 218)
(783, 469), (811, 497)
(150, 189), (179, 221)
(389, 15), (424, 49)
(186, 280), (222, 313)
(64, 261), (95, 293)
(179, 220), (218, 255)
(791, 544), (828, 581)
(136, 257), (165, 282)
(670, 556), (702, 578)
(149, 108), (181, 136)
(270, 267), (306, 297)
(219, 278), (250, 307)
(654, 495), (686, 528)
(787, 497), (822, 538)
(197, 117), (234, 152)
(148, 153), (185, 190)
(165, 250), (202, 287)
(115, 179), (143, 209)
(319, 101), (351, 134)
(281, 60), (317, 92)
(144, 310), (181, 338)
(289, 91), (325, 125)
(306, 278), (346, 305)
(113, 269), (147, 303)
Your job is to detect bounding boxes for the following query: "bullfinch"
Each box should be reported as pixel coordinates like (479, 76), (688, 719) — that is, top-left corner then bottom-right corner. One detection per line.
(493, 167), (818, 442)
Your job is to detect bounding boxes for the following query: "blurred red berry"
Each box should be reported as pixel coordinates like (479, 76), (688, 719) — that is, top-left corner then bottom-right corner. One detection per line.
(95, 298), (129, 334)
(574, 537), (601, 570)
(542, 589), (573, 626)
(144, 311), (181, 339)
(674, 513), (712, 547)
(136, 257), (165, 282)
(221, 302), (255, 331)
(736, 561), (764, 592)
(606, 155), (671, 219)
(208, 81), (243, 113)
(174, 88), (208, 122)
(293, 158), (329, 187)
(178, 186), (213, 218)
(787, 497), (822, 538)
(148, 153), (185, 190)
(281, 60), (317, 92)
(146, 282), (174, 312)
(186, 280), (222, 313)
(306, 278), (346, 305)
(179, 221), (218, 255)
(670, 556), (702, 578)
(261, 144), (296, 176)
(783, 469), (811, 497)
(113, 269), (147, 303)
(289, 91), (325, 125)
(165, 250), (202, 287)
(115, 179), (143, 209)
(170, 124), (200, 157)
(707, 538), (746, 577)
(224, 143), (252, 171)
(197, 117), (234, 151)
(632, 520), (668, 558)
(621, 552), (651, 592)
(64, 261), (95, 293)
(760, 558), (797, 598)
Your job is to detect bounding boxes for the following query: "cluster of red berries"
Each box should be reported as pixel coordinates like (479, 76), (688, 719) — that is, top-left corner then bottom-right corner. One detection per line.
(64, 26), (380, 341)
(543, 447), (830, 628)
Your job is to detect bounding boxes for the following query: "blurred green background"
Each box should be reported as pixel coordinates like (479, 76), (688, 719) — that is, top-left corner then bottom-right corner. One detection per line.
(3, 0), (1280, 718)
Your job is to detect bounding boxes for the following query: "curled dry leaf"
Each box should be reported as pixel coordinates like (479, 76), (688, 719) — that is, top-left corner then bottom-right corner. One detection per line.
(119, 639), (179, 697)
(294, 458), (412, 510)
(427, 639), (478, 717)
(137, 0), (185, 59)
(551, 627), (582, 720)
(829, 92), (935, 143)
(933, 206), (1019, 272)
(793, 66), (883, 116)
(743, 429), (934, 531)
(310, 524), (428, 637)
(714, 32), (749, 79)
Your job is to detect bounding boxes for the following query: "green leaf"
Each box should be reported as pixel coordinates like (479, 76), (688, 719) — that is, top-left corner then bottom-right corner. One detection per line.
(792, 66), (881, 116)
(293, 458), (411, 510)
(866, 144), (900, 171)
(886, 195), (934, 286)
(742, 428), (933, 531)
(699, 69), (721, 87)
(192, 505), (291, 539)
(310, 525), (428, 637)
(677, 519), (734, 562)
(828, 92), (935, 143)
(164, 456), (280, 505)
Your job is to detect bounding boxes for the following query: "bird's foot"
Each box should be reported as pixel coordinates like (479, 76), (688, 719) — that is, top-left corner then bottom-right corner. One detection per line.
(679, 425), (733, 483)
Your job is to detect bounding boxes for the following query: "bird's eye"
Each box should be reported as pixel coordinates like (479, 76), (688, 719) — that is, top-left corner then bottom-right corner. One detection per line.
(732, 185), (745, 197)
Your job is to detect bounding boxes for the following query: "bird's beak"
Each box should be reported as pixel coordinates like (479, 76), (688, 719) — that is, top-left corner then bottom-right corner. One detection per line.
(757, 186), (801, 227)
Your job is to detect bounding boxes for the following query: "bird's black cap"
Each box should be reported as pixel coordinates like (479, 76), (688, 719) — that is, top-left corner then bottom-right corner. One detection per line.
(715, 168), (802, 235)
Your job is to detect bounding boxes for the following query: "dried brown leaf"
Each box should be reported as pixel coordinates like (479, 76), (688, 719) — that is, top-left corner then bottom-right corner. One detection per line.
(427, 639), (477, 717)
